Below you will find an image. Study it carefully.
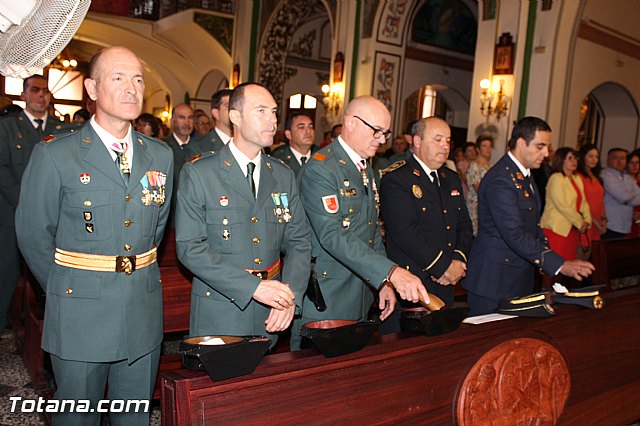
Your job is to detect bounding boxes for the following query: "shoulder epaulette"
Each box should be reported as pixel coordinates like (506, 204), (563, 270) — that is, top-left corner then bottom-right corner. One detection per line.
(380, 160), (406, 176)
(41, 135), (56, 143)
(312, 152), (327, 161)
(188, 150), (216, 163)
(268, 155), (290, 169)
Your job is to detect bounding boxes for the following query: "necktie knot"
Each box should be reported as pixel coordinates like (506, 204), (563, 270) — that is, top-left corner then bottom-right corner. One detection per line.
(34, 118), (44, 134)
(300, 156), (307, 165)
(247, 162), (257, 198)
(430, 171), (440, 187)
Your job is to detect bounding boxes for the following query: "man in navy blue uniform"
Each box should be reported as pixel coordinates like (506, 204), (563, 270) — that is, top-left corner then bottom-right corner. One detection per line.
(380, 117), (472, 310)
(462, 117), (594, 315)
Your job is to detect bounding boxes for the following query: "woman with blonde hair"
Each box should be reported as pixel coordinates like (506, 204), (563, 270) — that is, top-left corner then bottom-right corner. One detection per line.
(541, 148), (591, 260)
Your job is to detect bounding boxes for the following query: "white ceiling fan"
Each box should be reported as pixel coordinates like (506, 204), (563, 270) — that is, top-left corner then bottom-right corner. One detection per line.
(0, 0), (91, 78)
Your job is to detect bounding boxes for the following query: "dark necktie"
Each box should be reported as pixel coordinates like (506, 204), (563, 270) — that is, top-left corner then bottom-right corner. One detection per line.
(300, 156), (307, 166)
(526, 174), (535, 195)
(247, 162), (256, 198)
(34, 118), (44, 135)
(430, 171), (440, 187)
(112, 142), (130, 185)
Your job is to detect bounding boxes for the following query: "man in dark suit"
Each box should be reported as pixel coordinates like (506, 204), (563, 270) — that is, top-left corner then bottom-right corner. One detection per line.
(0, 75), (71, 332)
(176, 83), (311, 346)
(462, 117), (594, 316)
(380, 117), (472, 311)
(290, 95), (430, 350)
(185, 88), (233, 158)
(16, 46), (173, 425)
(271, 112), (317, 176)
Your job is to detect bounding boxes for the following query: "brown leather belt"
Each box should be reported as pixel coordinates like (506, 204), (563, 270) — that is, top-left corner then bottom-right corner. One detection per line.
(245, 258), (281, 280)
(54, 247), (157, 275)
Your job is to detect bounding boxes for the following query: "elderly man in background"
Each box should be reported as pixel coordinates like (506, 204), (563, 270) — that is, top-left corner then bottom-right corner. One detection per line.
(601, 148), (640, 240)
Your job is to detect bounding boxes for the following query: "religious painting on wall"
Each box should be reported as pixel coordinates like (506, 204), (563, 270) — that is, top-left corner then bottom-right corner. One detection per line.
(493, 32), (514, 75)
(411, 0), (476, 56)
(372, 52), (401, 113)
(377, 0), (412, 46)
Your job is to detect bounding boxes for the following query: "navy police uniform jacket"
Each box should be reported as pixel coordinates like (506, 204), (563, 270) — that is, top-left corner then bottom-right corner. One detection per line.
(15, 124), (174, 363)
(380, 156), (472, 306)
(462, 154), (563, 302)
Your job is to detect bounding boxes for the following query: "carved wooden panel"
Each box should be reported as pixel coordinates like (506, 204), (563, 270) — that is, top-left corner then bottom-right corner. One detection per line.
(456, 338), (570, 426)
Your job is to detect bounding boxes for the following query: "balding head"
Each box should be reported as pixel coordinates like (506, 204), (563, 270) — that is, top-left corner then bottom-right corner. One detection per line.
(171, 103), (194, 141)
(342, 96), (391, 159)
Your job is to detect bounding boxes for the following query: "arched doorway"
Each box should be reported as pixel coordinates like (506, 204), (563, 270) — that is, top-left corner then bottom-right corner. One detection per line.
(578, 82), (639, 154)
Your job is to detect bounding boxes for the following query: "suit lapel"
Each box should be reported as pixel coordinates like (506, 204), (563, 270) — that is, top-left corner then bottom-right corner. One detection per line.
(286, 147), (301, 174)
(128, 132), (153, 191)
(257, 157), (276, 211)
(219, 145), (255, 204)
(80, 126), (127, 187)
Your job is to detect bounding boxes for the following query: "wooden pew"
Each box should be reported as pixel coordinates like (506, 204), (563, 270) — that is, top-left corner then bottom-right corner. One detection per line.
(592, 237), (640, 289)
(161, 288), (640, 425)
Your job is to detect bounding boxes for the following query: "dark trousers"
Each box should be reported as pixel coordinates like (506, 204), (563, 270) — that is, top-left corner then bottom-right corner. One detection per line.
(50, 346), (160, 426)
(0, 225), (21, 329)
(466, 292), (499, 317)
(601, 229), (626, 240)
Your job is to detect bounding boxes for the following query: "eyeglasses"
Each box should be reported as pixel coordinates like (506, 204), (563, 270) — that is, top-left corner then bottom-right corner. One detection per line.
(353, 115), (392, 140)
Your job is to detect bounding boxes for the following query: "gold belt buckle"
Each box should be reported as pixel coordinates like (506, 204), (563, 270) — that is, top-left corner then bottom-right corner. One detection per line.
(116, 255), (136, 275)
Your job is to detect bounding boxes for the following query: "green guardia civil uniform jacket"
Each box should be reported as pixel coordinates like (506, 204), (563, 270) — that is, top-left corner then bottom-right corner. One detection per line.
(15, 124), (173, 363)
(175, 143), (311, 343)
(296, 141), (394, 322)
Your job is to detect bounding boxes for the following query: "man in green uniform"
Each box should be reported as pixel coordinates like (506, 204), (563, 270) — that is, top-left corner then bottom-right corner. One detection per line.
(271, 112), (317, 176)
(0, 75), (72, 333)
(176, 83), (311, 345)
(185, 88), (233, 158)
(16, 46), (173, 425)
(291, 95), (430, 350)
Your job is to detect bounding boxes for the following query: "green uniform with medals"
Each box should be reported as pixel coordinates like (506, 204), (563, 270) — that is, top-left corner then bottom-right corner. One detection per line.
(175, 143), (311, 345)
(15, 123), (173, 424)
(0, 112), (75, 330)
(290, 141), (394, 350)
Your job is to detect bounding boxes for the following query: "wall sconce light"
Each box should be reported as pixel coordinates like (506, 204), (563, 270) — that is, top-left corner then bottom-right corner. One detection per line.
(480, 78), (509, 121)
(321, 82), (343, 118)
(231, 63), (240, 89)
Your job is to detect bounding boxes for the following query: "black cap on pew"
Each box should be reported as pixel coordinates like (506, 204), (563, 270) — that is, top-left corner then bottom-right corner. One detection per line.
(300, 320), (378, 358)
(179, 335), (271, 381)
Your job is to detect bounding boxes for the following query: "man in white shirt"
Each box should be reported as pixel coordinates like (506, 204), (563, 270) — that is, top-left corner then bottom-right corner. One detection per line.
(601, 148), (640, 239)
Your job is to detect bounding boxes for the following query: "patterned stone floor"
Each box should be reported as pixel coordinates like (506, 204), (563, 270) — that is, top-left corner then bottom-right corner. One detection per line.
(0, 329), (160, 425)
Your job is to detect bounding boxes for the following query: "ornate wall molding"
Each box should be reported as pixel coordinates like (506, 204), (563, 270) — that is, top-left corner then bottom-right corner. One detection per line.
(258, 0), (328, 108)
